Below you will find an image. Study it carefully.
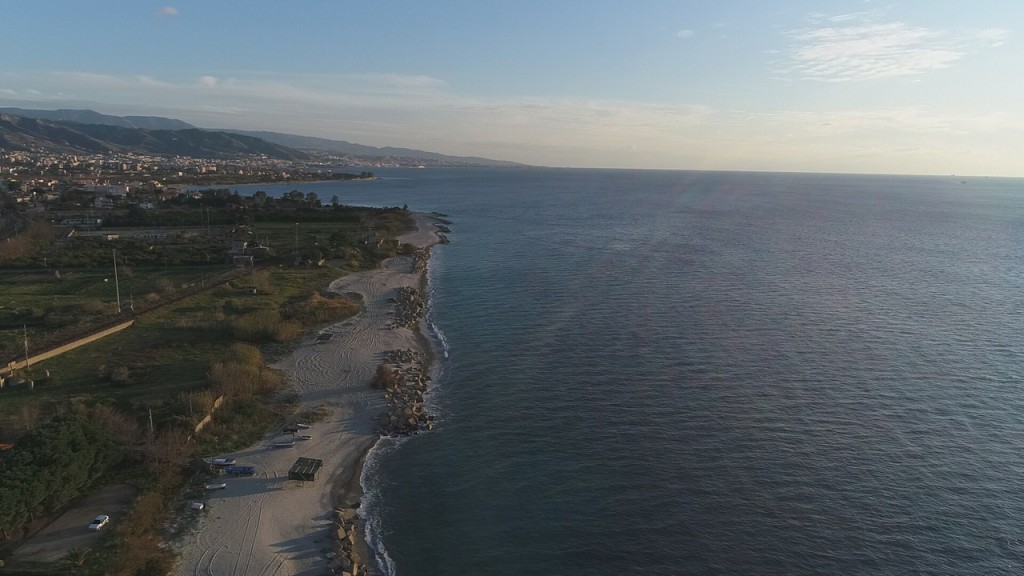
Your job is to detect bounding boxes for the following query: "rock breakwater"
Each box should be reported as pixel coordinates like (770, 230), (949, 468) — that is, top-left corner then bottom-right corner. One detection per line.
(389, 286), (425, 329)
(376, 347), (433, 436)
(326, 507), (367, 576)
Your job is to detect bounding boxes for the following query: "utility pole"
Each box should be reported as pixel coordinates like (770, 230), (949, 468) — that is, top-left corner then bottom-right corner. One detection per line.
(23, 324), (29, 370)
(113, 249), (121, 313)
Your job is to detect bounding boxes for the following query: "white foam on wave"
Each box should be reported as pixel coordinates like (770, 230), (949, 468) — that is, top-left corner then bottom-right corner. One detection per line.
(360, 436), (408, 576)
(422, 248), (450, 418)
(430, 319), (450, 359)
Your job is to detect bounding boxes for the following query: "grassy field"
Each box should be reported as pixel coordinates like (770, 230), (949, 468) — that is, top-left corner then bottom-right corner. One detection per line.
(0, 202), (411, 439)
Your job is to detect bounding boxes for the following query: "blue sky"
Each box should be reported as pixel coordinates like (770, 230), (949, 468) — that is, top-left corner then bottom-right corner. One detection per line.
(2, 1), (1021, 175)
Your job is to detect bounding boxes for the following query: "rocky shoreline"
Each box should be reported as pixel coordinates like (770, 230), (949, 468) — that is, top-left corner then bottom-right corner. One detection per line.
(380, 245), (437, 434)
(326, 220), (446, 576)
(326, 507), (368, 576)
(376, 346), (433, 435)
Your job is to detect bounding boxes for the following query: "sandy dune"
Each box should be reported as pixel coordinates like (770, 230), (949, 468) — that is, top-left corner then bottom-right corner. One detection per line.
(173, 213), (444, 576)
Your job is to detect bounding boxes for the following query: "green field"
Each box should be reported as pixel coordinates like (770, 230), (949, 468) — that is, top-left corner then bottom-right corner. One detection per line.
(0, 199), (411, 438)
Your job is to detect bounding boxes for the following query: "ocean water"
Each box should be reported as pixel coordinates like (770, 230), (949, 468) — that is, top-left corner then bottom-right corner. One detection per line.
(238, 169), (1024, 575)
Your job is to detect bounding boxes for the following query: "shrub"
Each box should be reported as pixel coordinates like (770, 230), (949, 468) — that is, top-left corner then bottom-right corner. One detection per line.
(374, 363), (397, 389)
(209, 362), (262, 397)
(80, 299), (109, 314)
(227, 342), (263, 366)
(109, 365), (132, 386)
(272, 319), (302, 342)
(230, 309), (281, 342)
(284, 291), (360, 325)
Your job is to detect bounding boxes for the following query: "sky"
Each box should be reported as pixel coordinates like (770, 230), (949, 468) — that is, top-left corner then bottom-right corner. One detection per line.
(1, 1), (1023, 175)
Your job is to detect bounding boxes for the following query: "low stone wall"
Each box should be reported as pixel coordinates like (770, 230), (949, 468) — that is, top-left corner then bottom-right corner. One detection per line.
(192, 395), (226, 433)
(4, 319), (135, 375)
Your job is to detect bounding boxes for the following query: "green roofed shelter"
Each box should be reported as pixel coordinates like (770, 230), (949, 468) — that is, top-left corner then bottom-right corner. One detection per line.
(288, 457), (324, 482)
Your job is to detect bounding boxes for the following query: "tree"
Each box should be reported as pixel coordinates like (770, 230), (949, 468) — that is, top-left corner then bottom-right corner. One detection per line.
(142, 427), (193, 475)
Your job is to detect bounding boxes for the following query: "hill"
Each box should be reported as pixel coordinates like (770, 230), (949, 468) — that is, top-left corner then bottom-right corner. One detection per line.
(0, 107), (195, 130)
(0, 114), (308, 160)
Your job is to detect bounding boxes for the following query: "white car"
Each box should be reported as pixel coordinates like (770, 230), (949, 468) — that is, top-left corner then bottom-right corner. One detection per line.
(190, 502), (205, 510)
(209, 457), (236, 466)
(88, 515), (110, 530)
(205, 482), (228, 490)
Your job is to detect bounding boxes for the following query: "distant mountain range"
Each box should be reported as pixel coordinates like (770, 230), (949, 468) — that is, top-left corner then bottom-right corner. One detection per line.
(0, 107), (523, 166)
(218, 129), (523, 167)
(0, 113), (308, 159)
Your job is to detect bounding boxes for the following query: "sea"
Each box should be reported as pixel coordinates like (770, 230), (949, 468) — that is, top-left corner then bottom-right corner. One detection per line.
(233, 169), (1024, 575)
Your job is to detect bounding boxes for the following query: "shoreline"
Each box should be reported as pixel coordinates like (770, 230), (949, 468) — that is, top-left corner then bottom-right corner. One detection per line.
(172, 211), (448, 576)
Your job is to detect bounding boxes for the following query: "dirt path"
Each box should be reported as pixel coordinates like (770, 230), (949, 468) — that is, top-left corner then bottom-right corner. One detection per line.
(9, 483), (137, 565)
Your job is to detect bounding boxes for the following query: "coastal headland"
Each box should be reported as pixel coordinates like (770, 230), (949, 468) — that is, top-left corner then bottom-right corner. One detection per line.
(172, 212), (448, 576)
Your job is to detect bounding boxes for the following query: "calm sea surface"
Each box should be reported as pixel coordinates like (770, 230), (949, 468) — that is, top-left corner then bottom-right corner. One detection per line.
(237, 169), (1024, 575)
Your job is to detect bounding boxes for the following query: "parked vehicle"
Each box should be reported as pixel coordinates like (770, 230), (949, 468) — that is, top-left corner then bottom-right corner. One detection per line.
(88, 514), (110, 530)
(190, 502), (205, 510)
(209, 457), (236, 466)
(273, 440), (296, 448)
(224, 465), (256, 476)
(296, 435), (312, 441)
(205, 482), (228, 490)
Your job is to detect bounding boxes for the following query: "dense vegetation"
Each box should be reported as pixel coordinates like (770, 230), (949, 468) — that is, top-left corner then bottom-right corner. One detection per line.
(0, 409), (121, 537)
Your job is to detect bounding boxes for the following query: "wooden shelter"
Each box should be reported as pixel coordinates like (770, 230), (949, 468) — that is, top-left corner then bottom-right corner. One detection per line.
(288, 457), (324, 482)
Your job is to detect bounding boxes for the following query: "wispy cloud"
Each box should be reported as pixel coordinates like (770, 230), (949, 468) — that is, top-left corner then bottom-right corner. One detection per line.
(675, 29), (694, 39)
(978, 28), (1011, 47)
(782, 22), (960, 81)
(158, 6), (178, 17)
(778, 16), (1011, 82)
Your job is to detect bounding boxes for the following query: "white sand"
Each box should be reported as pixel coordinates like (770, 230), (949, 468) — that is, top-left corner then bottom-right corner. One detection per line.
(173, 213), (445, 576)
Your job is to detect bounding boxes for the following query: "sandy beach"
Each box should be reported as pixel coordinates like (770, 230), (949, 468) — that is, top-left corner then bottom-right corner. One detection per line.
(173, 212), (445, 576)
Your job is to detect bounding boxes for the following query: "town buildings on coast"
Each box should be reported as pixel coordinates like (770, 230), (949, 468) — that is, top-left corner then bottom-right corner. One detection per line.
(0, 149), (382, 208)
